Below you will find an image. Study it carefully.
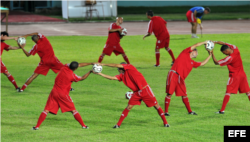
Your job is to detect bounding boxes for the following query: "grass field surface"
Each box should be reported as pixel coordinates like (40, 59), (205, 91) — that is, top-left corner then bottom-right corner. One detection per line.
(1, 33), (250, 142)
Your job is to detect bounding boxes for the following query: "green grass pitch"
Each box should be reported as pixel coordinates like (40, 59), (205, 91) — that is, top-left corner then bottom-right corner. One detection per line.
(1, 33), (250, 142)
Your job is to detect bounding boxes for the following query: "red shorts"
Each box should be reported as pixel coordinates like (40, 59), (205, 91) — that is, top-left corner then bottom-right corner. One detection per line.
(1, 61), (8, 73)
(44, 89), (76, 114)
(156, 37), (170, 49)
(34, 56), (64, 76)
(128, 85), (158, 107)
(226, 73), (250, 94)
(102, 43), (125, 56)
(186, 10), (196, 23)
(166, 70), (187, 96)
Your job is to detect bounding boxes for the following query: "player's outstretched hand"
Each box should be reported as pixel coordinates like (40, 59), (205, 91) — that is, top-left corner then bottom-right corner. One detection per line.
(17, 42), (25, 49)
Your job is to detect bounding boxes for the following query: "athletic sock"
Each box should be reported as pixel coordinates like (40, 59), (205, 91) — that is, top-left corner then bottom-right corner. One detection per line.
(220, 93), (231, 112)
(167, 48), (175, 62)
(157, 107), (168, 125)
(117, 108), (130, 126)
(182, 97), (192, 113)
(7, 74), (18, 89)
(247, 92), (250, 101)
(165, 96), (171, 113)
(123, 55), (130, 64)
(21, 83), (28, 91)
(35, 111), (48, 128)
(155, 52), (160, 65)
(73, 111), (86, 127)
(98, 55), (104, 63)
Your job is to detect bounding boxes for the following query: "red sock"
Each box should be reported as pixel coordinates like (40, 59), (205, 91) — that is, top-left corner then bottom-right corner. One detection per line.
(247, 92), (250, 101)
(165, 96), (171, 113)
(220, 93), (231, 112)
(98, 55), (104, 63)
(35, 111), (48, 128)
(157, 107), (168, 125)
(21, 83), (28, 91)
(117, 108), (130, 126)
(155, 52), (160, 65)
(73, 111), (86, 127)
(123, 55), (130, 64)
(182, 97), (192, 113)
(7, 74), (18, 89)
(167, 48), (175, 62)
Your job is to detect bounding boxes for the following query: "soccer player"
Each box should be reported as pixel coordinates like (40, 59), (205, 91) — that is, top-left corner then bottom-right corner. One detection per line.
(1, 31), (20, 90)
(186, 7), (210, 38)
(32, 61), (92, 130)
(211, 41), (250, 114)
(143, 10), (175, 67)
(98, 17), (130, 64)
(164, 41), (212, 116)
(17, 32), (65, 92)
(94, 62), (169, 128)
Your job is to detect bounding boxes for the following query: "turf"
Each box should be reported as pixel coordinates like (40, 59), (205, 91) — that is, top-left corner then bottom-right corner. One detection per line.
(1, 33), (250, 142)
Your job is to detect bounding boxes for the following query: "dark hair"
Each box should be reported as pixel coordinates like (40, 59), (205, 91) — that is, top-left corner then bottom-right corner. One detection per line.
(1, 31), (9, 41)
(205, 7), (211, 12)
(193, 48), (197, 51)
(118, 62), (126, 71)
(69, 61), (79, 70)
(146, 10), (154, 17)
(220, 45), (229, 52)
(32, 35), (39, 41)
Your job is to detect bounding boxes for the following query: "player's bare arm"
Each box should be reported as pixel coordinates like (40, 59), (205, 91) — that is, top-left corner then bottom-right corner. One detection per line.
(200, 51), (212, 66)
(100, 63), (124, 68)
(190, 41), (208, 50)
(0, 36), (18, 41)
(80, 70), (92, 81)
(97, 72), (118, 80)
(109, 28), (122, 33)
(18, 43), (31, 57)
(143, 33), (151, 40)
(78, 63), (92, 67)
(211, 51), (219, 65)
(22, 32), (38, 38)
(212, 41), (226, 45)
(7, 46), (20, 50)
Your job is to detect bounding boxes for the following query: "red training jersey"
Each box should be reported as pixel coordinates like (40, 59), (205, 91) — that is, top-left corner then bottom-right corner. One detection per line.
(147, 16), (170, 40)
(171, 47), (201, 80)
(106, 23), (121, 45)
(218, 43), (245, 77)
(1, 42), (10, 56)
(29, 33), (56, 63)
(115, 64), (148, 92)
(52, 64), (82, 95)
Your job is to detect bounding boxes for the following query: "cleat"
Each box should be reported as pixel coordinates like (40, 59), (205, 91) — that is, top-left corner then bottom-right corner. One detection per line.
(18, 89), (23, 92)
(113, 125), (120, 128)
(70, 88), (74, 91)
(154, 65), (160, 67)
(216, 111), (224, 114)
(188, 111), (197, 115)
(164, 112), (170, 116)
(16, 87), (21, 92)
(82, 126), (89, 129)
(191, 35), (199, 38)
(164, 124), (170, 127)
(32, 126), (39, 130)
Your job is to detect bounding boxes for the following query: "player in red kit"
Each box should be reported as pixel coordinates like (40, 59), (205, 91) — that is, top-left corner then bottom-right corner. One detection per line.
(164, 41), (212, 116)
(32, 61), (92, 130)
(143, 10), (175, 66)
(94, 62), (169, 128)
(98, 17), (130, 64)
(1, 31), (20, 90)
(211, 41), (250, 114)
(18, 33), (65, 92)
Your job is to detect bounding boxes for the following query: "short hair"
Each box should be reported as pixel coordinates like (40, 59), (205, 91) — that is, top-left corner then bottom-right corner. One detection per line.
(118, 62), (126, 71)
(69, 61), (79, 70)
(205, 7), (211, 12)
(220, 45), (229, 52)
(146, 10), (154, 17)
(193, 48), (197, 51)
(1, 31), (9, 37)
(32, 35), (39, 41)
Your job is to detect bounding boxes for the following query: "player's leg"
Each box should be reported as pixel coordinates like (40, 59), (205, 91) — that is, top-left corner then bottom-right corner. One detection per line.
(191, 22), (198, 38)
(182, 96), (196, 114)
(98, 53), (106, 63)
(20, 73), (39, 92)
(115, 104), (133, 128)
(33, 110), (49, 130)
(218, 93), (231, 114)
(165, 47), (175, 66)
(2, 71), (19, 90)
(164, 94), (172, 116)
(247, 92), (250, 101)
(154, 103), (169, 127)
(121, 53), (130, 64)
(155, 48), (160, 67)
(72, 110), (88, 129)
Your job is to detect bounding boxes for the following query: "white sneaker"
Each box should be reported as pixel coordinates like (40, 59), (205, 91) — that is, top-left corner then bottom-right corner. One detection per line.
(191, 35), (199, 38)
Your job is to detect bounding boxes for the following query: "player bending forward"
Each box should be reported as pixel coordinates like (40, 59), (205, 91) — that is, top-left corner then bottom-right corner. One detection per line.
(165, 41), (212, 116)
(18, 33), (66, 92)
(1, 31), (20, 90)
(32, 62), (92, 130)
(143, 10), (175, 66)
(98, 17), (130, 64)
(211, 41), (250, 114)
(94, 62), (169, 128)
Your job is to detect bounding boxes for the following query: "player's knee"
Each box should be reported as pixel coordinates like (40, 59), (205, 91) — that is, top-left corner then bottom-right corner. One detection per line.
(167, 94), (172, 98)
(126, 105), (133, 110)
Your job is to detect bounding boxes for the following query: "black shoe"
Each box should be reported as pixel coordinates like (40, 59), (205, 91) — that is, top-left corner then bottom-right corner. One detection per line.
(113, 125), (120, 128)
(154, 65), (160, 67)
(188, 111), (197, 115)
(32, 126), (39, 130)
(17, 89), (23, 92)
(216, 111), (224, 114)
(16, 87), (21, 92)
(164, 112), (170, 116)
(82, 126), (89, 129)
(171, 61), (174, 66)
(70, 88), (74, 91)
(164, 124), (170, 127)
